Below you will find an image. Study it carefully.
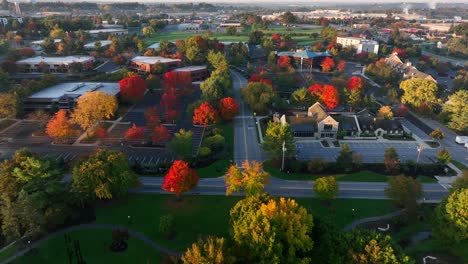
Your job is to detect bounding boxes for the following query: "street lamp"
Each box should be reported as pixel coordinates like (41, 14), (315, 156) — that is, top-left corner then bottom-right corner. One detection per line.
(416, 144), (423, 173)
(28, 240), (31, 252)
(127, 215), (131, 225)
(281, 141), (286, 171)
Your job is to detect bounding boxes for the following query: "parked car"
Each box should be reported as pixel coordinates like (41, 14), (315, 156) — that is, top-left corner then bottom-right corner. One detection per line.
(465, 143), (468, 149)
(455, 136), (468, 144)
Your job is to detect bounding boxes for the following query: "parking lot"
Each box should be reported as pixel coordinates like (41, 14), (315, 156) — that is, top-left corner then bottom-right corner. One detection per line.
(297, 141), (438, 163)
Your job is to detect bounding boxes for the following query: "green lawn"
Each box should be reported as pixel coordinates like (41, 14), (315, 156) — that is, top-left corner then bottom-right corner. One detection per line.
(13, 230), (163, 264)
(196, 122), (234, 178)
(0, 119), (16, 131)
(95, 194), (394, 252)
(451, 160), (467, 171)
(0, 243), (18, 263)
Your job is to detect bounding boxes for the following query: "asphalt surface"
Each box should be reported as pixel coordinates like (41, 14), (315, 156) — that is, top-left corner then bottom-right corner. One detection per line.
(231, 70), (266, 165)
(135, 176), (449, 201)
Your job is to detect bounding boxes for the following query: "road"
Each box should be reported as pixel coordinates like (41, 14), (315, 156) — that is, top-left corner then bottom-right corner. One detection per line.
(136, 176), (448, 201)
(231, 70), (266, 165)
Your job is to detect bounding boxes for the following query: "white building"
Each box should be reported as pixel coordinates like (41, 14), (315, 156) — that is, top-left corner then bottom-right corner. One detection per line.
(16, 56), (94, 73)
(336, 37), (379, 54)
(178, 23), (200, 31)
(84, 40), (112, 50)
(85, 28), (128, 37)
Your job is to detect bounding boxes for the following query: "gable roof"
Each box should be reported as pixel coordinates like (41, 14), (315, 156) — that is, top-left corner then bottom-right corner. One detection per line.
(307, 102), (329, 122)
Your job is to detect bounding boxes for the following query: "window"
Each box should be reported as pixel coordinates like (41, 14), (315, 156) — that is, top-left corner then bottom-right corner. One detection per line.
(324, 124), (333, 131)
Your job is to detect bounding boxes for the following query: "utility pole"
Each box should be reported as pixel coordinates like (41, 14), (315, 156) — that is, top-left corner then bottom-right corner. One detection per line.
(281, 141), (286, 171)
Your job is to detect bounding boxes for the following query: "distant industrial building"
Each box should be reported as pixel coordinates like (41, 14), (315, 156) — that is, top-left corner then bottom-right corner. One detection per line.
(173, 66), (209, 82)
(85, 28), (128, 37)
(129, 56), (181, 73)
(23, 82), (119, 111)
(16, 56), (94, 73)
(178, 23), (201, 31)
(336, 37), (379, 54)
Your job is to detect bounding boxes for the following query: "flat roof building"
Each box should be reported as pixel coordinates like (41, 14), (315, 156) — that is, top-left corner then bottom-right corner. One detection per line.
(24, 82), (119, 111)
(173, 66), (209, 82)
(129, 56), (181, 74)
(85, 28), (128, 37)
(16, 56), (95, 73)
(84, 40), (112, 50)
(336, 37), (379, 54)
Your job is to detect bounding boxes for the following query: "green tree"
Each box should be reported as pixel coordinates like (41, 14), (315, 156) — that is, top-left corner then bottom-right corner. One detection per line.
(241, 82), (275, 113)
(71, 150), (137, 200)
(400, 79), (438, 109)
(142, 26), (155, 37)
(248, 31), (264, 45)
(230, 195), (314, 263)
(280, 11), (298, 26)
(436, 148), (452, 164)
(320, 26), (337, 41)
(0, 92), (17, 118)
(452, 172), (468, 191)
(443, 90), (468, 133)
(433, 188), (468, 244)
(348, 90), (363, 111)
(336, 144), (354, 173)
(384, 147), (400, 174)
(182, 236), (234, 264)
(453, 70), (468, 91)
(226, 27), (237, 36)
(385, 175), (422, 219)
(291, 87), (314, 109)
(224, 160), (269, 196)
(262, 121), (296, 161)
(168, 129), (193, 160)
(313, 176), (338, 200)
(345, 229), (415, 264)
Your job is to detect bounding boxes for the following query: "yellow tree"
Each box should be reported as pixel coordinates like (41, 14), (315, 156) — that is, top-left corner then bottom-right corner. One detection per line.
(377, 106), (394, 120)
(181, 236), (234, 264)
(224, 160), (269, 196)
(71, 91), (117, 136)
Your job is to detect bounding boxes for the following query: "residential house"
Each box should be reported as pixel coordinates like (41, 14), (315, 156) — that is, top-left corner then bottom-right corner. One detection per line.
(356, 109), (405, 137)
(384, 53), (437, 83)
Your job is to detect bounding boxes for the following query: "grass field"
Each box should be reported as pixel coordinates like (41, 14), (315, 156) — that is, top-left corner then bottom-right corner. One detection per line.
(0, 119), (16, 131)
(13, 230), (163, 264)
(0, 243), (18, 263)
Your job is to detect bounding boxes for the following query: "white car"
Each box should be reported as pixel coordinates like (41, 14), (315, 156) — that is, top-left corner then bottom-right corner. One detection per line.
(455, 136), (468, 144)
(465, 143), (468, 149)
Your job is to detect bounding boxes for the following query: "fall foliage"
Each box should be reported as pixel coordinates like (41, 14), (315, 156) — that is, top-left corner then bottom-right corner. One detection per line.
(160, 87), (178, 112)
(119, 75), (147, 103)
(193, 102), (219, 126)
(95, 126), (108, 139)
(346, 76), (365, 92)
(278, 55), (291, 68)
(219, 97), (240, 121)
(162, 160), (199, 198)
(124, 124), (144, 142)
(225, 160), (269, 196)
(320, 57), (335, 72)
(163, 71), (193, 96)
(152, 125), (171, 144)
(308, 84), (339, 110)
(144, 106), (160, 129)
(46, 109), (78, 143)
(337, 60), (347, 72)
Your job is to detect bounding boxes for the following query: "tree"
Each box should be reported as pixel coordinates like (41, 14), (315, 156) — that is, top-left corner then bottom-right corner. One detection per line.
(272, 33), (281, 43)
(320, 57), (335, 72)
(71, 150), (137, 200)
(336, 144), (354, 173)
(346, 76), (364, 91)
(385, 175), (422, 218)
(230, 196), (313, 263)
(433, 189), (468, 244)
(400, 79), (438, 109)
(219, 97), (239, 121)
(262, 121), (296, 161)
(182, 236), (233, 264)
(313, 176), (338, 200)
(169, 129), (193, 160)
(430, 128), (445, 141)
(444, 90), (468, 133)
(144, 106), (160, 129)
(163, 71), (193, 95)
(0, 93), (17, 118)
(278, 55), (291, 68)
(225, 161), (269, 196)
(241, 82), (275, 113)
(49, 26), (65, 39)
(71, 91), (118, 136)
(337, 60), (347, 72)
(119, 75), (147, 103)
(226, 27), (237, 36)
(142, 26), (155, 37)
(377, 106), (394, 120)
(436, 148), (452, 164)
(451, 172), (468, 191)
(193, 102), (219, 127)
(280, 11), (298, 26)
(124, 124), (144, 143)
(162, 160), (199, 199)
(46, 110), (79, 144)
(19, 47), (36, 57)
(160, 87), (178, 113)
(320, 26), (337, 41)
(200, 77), (229, 105)
(291, 88), (314, 109)
(308, 84), (339, 110)
(152, 125), (170, 145)
(384, 147), (400, 174)
(345, 229), (414, 264)
(95, 126), (108, 139)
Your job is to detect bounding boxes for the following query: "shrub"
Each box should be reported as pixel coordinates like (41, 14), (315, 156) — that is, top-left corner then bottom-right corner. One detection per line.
(204, 134), (225, 152)
(159, 214), (175, 238)
(199, 146), (212, 157)
(307, 158), (327, 174)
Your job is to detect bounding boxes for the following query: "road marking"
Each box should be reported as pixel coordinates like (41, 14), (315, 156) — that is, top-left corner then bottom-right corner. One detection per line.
(155, 157), (160, 165)
(142, 183), (224, 188)
(233, 70), (249, 161)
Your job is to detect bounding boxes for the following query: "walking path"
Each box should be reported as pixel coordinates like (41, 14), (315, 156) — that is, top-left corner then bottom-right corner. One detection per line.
(342, 209), (405, 231)
(0, 223), (181, 264)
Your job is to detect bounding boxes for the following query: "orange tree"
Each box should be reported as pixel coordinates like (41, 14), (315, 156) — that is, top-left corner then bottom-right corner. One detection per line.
(193, 102), (219, 127)
(162, 160), (199, 200)
(46, 109), (79, 143)
(219, 97), (239, 121)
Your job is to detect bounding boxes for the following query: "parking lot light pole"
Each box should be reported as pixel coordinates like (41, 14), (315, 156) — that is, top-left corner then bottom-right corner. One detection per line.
(416, 144), (423, 172)
(281, 141), (286, 171)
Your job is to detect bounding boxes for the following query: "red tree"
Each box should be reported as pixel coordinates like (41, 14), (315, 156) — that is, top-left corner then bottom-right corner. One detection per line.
(320, 57), (335, 72)
(219, 97), (240, 121)
(393, 48), (407, 59)
(396, 104), (409, 117)
(119, 75), (147, 102)
(163, 71), (193, 96)
(337, 60), (347, 72)
(193, 102), (219, 127)
(152, 125), (171, 144)
(320, 85), (339, 110)
(162, 160), (199, 199)
(124, 124), (144, 142)
(160, 87), (178, 112)
(19, 48), (36, 57)
(248, 73), (262, 83)
(165, 110), (178, 123)
(278, 55), (291, 68)
(95, 126), (108, 139)
(272, 33), (282, 43)
(45, 109), (78, 143)
(346, 76), (365, 92)
(308, 83), (323, 95)
(144, 107), (160, 129)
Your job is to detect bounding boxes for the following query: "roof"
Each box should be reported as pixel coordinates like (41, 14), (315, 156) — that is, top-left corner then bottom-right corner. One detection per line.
(31, 39), (62, 45)
(17, 56), (94, 64)
(84, 40), (112, 49)
(173, 66), (207, 72)
(307, 102), (329, 122)
(284, 114), (317, 132)
(293, 50), (332, 59)
(28, 82), (119, 100)
(335, 115), (359, 132)
(131, 56), (181, 65)
(375, 119), (403, 131)
(85, 28), (128, 34)
(385, 52), (404, 68)
(147, 42), (160, 50)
